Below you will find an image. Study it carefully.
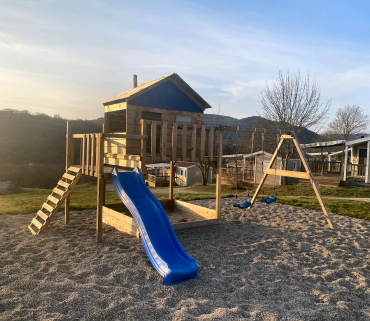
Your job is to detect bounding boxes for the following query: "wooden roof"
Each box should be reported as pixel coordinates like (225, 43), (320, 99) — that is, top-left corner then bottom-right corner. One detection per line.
(103, 73), (212, 111)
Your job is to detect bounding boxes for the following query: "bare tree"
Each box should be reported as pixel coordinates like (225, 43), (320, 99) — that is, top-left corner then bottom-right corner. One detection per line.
(327, 104), (370, 140)
(197, 161), (212, 186)
(259, 69), (330, 182)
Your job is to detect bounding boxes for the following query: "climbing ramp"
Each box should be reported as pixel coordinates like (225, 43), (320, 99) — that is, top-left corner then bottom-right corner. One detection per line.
(28, 166), (82, 234)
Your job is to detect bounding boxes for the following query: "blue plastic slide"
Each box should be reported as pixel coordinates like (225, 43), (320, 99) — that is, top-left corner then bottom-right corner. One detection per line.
(110, 167), (198, 285)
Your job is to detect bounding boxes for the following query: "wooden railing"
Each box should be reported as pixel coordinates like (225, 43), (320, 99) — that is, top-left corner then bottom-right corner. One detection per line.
(147, 173), (170, 184)
(143, 120), (220, 163)
(348, 164), (366, 177)
(307, 161), (342, 174)
(71, 133), (148, 177)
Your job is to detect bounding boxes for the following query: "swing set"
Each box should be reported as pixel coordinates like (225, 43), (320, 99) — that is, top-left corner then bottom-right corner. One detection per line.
(228, 128), (334, 229)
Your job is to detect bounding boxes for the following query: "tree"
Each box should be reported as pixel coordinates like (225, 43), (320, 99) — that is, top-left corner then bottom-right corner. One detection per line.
(327, 104), (370, 140)
(197, 161), (212, 186)
(259, 69), (330, 182)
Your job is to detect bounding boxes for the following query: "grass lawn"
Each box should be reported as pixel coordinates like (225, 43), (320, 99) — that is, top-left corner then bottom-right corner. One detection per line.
(1, 183), (369, 222)
(277, 197), (370, 221)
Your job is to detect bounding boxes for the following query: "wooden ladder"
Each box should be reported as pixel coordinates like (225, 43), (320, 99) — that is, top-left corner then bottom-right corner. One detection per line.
(28, 166), (82, 235)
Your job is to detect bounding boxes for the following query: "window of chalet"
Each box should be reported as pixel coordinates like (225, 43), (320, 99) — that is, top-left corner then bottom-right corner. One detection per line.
(142, 111), (162, 154)
(105, 109), (126, 133)
(176, 115), (192, 124)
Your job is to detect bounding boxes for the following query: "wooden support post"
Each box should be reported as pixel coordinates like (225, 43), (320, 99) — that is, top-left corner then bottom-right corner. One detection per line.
(200, 125), (206, 161)
(161, 121), (167, 161)
(291, 132), (334, 229)
(65, 121), (71, 225)
(191, 125), (196, 162)
(343, 146), (348, 181)
(209, 126), (214, 162)
(140, 119), (147, 178)
(90, 134), (95, 177)
(96, 133), (105, 243)
(172, 123), (178, 162)
(182, 124), (187, 161)
(86, 134), (90, 175)
(215, 127), (223, 219)
(81, 135), (86, 174)
(151, 121), (157, 161)
(169, 161), (175, 211)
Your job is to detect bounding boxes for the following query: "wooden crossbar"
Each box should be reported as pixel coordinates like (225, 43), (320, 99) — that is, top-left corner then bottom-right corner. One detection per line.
(264, 169), (310, 180)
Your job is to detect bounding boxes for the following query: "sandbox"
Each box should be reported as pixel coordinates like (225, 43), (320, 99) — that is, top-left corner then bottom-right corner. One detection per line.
(102, 199), (219, 238)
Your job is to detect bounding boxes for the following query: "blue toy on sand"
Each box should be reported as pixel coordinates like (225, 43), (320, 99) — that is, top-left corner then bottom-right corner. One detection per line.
(260, 196), (277, 203)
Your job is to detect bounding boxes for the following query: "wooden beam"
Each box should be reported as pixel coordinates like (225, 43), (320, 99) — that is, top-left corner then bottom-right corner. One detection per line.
(215, 128), (223, 219)
(90, 134), (95, 177)
(172, 123), (178, 161)
(169, 161), (175, 211)
(65, 121), (71, 225)
(96, 133), (105, 243)
(161, 121), (167, 161)
(200, 125), (206, 161)
(85, 134), (90, 175)
(182, 124), (187, 161)
(191, 125), (196, 162)
(209, 126), (214, 162)
(291, 132), (334, 229)
(264, 169), (310, 180)
(140, 119), (147, 177)
(151, 121), (157, 161)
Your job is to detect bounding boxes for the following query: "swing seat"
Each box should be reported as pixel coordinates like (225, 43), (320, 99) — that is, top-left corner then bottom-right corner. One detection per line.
(260, 196), (277, 204)
(233, 201), (251, 209)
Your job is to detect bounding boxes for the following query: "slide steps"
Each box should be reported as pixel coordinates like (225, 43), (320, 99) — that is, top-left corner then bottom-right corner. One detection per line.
(28, 166), (82, 235)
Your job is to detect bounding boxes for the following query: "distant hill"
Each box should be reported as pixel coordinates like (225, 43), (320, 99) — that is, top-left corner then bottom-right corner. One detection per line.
(203, 113), (319, 145)
(0, 109), (102, 165)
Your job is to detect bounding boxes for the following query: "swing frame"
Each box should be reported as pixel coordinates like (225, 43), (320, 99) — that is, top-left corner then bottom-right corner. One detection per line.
(249, 132), (335, 229)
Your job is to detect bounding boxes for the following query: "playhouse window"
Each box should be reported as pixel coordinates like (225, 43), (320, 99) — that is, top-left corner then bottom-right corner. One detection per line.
(176, 115), (192, 124)
(105, 109), (126, 133)
(180, 169), (186, 177)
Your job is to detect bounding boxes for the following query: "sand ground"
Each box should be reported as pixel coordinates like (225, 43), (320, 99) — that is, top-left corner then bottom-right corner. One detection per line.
(1, 198), (370, 320)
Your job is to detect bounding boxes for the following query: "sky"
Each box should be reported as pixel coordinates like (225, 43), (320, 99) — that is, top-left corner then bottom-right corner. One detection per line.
(1, 0), (370, 131)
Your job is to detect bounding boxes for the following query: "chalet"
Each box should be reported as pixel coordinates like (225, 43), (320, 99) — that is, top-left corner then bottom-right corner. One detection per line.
(103, 73), (212, 159)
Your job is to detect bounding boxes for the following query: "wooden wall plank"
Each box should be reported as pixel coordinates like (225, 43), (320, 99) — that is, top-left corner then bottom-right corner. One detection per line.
(172, 123), (178, 161)
(182, 124), (187, 161)
(191, 126), (196, 162)
(200, 125), (206, 161)
(90, 134), (95, 176)
(81, 135), (86, 174)
(161, 121), (167, 161)
(151, 121), (157, 161)
(209, 126), (214, 161)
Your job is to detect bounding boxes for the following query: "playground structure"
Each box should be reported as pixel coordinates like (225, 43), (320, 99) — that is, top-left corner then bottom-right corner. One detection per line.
(25, 73), (334, 284)
(27, 121), (336, 283)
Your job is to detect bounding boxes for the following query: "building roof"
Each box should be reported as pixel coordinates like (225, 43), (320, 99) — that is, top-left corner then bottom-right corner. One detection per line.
(345, 135), (370, 146)
(223, 151), (275, 159)
(103, 73), (212, 111)
(175, 161), (198, 169)
(301, 140), (346, 148)
(146, 163), (170, 169)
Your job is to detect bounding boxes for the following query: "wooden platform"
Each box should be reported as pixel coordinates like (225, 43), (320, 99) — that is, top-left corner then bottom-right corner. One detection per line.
(102, 199), (219, 238)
